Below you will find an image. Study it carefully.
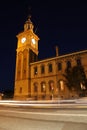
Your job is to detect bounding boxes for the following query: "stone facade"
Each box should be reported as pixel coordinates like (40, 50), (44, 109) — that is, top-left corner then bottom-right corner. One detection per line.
(14, 17), (87, 100)
(29, 51), (87, 100)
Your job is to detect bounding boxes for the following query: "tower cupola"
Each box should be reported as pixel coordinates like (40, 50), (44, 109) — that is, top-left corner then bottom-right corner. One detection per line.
(24, 15), (34, 32)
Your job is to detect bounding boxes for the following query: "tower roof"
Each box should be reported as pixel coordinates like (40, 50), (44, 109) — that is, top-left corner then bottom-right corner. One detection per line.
(24, 15), (34, 31)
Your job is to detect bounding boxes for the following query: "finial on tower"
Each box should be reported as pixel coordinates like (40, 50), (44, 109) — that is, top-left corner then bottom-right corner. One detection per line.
(28, 15), (31, 19)
(27, 6), (32, 20)
(24, 10), (34, 32)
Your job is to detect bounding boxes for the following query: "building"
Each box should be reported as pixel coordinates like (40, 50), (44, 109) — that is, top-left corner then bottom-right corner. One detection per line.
(14, 16), (87, 100)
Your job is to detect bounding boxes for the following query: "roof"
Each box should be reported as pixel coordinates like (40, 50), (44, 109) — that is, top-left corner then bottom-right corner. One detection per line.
(30, 49), (87, 65)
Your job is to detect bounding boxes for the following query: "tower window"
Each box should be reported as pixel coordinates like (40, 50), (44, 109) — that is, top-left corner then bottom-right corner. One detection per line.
(48, 63), (52, 72)
(29, 50), (38, 63)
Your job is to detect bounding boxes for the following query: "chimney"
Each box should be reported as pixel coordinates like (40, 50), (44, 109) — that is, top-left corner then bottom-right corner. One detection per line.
(55, 46), (59, 57)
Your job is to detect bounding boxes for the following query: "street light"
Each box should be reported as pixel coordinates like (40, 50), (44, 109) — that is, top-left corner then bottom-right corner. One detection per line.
(51, 87), (54, 100)
(43, 84), (46, 99)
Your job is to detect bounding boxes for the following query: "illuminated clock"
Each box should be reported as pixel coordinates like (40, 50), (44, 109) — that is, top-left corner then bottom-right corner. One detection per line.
(31, 38), (36, 44)
(21, 37), (26, 43)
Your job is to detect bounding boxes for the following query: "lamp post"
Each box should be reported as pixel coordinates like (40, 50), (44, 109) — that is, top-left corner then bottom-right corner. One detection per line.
(51, 86), (54, 100)
(80, 82), (86, 97)
(55, 59), (59, 100)
(43, 85), (46, 100)
(55, 59), (61, 102)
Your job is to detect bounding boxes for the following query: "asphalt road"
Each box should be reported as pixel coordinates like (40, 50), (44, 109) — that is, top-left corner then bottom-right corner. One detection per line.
(0, 106), (87, 130)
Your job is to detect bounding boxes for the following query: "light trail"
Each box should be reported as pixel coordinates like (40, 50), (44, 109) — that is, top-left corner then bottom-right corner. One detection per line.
(0, 99), (87, 108)
(0, 109), (87, 117)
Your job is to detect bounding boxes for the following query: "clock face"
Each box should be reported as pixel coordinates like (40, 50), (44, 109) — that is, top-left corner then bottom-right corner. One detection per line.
(31, 38), (36, 44)
(21, 37), (26, 43)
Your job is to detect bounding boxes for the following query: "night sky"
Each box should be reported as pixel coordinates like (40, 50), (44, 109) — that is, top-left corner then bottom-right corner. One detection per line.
(0, 0), (87, 92)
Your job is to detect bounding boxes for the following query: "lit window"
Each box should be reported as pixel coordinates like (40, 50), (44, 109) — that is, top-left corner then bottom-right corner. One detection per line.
(49, 81), (54, 92)
(59, 80), (64, 91)
(41, 82), (46, 92)
(80, 83), (86, 90)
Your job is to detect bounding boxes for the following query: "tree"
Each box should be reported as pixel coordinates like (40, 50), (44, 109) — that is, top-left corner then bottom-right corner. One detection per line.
(63, 67), (74, 90)
(3, 89), (14, 99)
(63, 65), (87, 95)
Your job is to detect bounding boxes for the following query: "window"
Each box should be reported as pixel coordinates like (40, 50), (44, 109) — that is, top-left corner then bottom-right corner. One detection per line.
(29, 49), (38, 63)
(80, 83), (86, 90)
(58, 62), (62, 71)
(59, 80), (64, 91)
(41, 65), (45, 74)
(34, 83), (38, 92)
(77, 59), (81, 66)
(41, 82), (46, 92)
(48, 63), (52, 72)
(34, 67), (37, 75)
(49, 81), (54, 92)
(67, 61), (71, 68)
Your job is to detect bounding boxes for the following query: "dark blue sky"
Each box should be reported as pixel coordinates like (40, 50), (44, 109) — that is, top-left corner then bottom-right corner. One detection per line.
(0, 0), (87, 92)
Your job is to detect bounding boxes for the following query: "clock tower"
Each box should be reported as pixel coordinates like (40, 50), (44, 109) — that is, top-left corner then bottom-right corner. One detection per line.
(14, 16), (39, 100)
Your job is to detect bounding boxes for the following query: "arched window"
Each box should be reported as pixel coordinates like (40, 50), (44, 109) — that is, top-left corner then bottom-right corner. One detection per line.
(41, 82), (46, 92)
(34, 83), (38, 92)
(49, 81), (54, 92)
(76, 58), (81, 66)
(59, 80), (64, 91)
(58, 62), (62, 71)
(67, 61), (71, 68)
(34, 66), (38, 75)
(41, 65), (45, 74)
(80, 82), (86, 90)
(48, 63), (52, 72)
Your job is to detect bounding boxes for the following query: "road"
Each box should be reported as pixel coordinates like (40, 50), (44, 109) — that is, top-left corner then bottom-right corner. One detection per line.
(0, 104), (87, 130)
